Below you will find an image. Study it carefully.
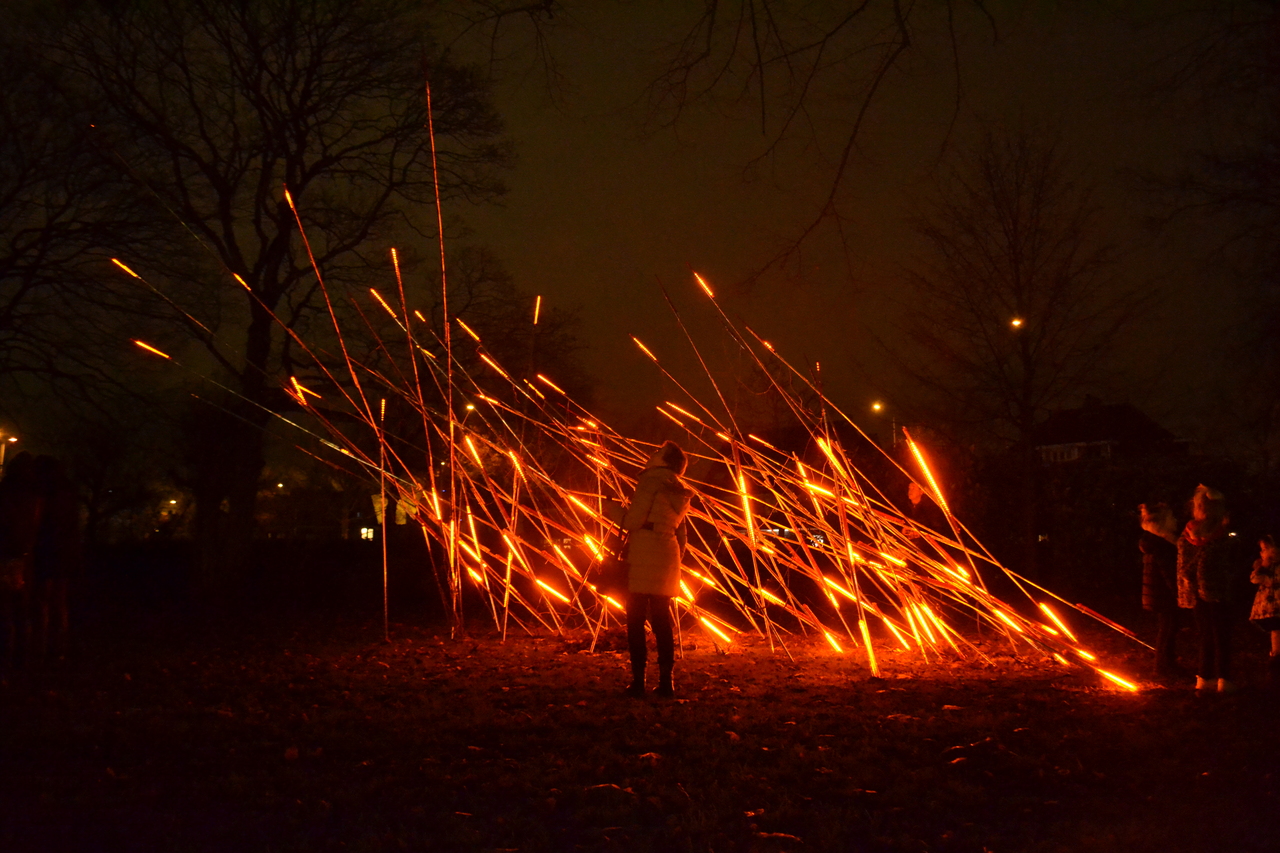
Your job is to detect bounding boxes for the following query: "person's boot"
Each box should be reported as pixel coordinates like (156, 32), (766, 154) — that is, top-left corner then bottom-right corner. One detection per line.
(625, 662), (646, 698)
(655, 665), (675, 698)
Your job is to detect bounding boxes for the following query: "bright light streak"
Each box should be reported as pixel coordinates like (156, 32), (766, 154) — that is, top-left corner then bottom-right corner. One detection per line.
(748, 434), (777, 450)
(1074, 648), (1097, 662)
(1096, 668), (1139, 692)
(686, 569), (720, 589)
(467, 568), (486, 585)
(738, 473), (754, 543)
(879, 552), (907, 567)
(822, 576), (857, 602)
(369, 288), (396, 319)
(757, 587), (785, 606)
(457, 318), (481, 341)
(666, 402), (702, 423)
(132, 340), (171, 359)
(111, 258), (141, 278)
(583, 535), (603, 560)
(804, 481), (836, 497)
(680, 580), (695, 601)
(693, 271), (715, 298)
(904, 432), (951, 515)
(233, 273), (250, 290)
(657, 407), (685, 428)
(1038, 603), (1078, 642)
(882, 617), (913, 651)
(816, 437), (849, 480)
(700, 617), (733, 644)
(536, 374), (565, 394)
(859, 620), (879, 676)
(567, 494), (599, 518)
(601, 594), (624, 610)
(479, 353), (508, 378)
(991, 609), (1025, 633)
(632, 337), (657, 361)
(535, 578), (570, 603)
(464, 436), (482, 466)
(824, 631), (844, 653)
(533, 295), (541, 325)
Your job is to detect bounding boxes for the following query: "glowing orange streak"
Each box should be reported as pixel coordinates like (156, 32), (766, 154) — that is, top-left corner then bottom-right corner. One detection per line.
(132, 340), (171, 359)
(859, 620), (879, 676)
(920, 604), (961, 652)
(680, 580), (695, 601)
(583, 535), (603, 560)
(882, 616), (913, 650)
(804, 481), (836, 497)
(748, 434), (777, 450)
(904, 432), (951, 515)
(816, 437), (849, 480)
(665, 402), (703, 423)
(700, 617), (733, 644)
(1095, 668), (1139, 692)
(693, 271), (715, 298)
(457, 318), (481, 341)
(656, 407), (685, 428)
(467, 567), (486, 585)
(535, 578), (571, 604)
(464, 436), (482, 466)
(536, 374), (565, 394)
(632, 337), (657, 361)
(686, 568), (720, 589)
(369, 288), (397, 319)
(991, 609), (1025, 633)
(1038, 603), (1078, 642)
(738, 473), (754, 543)
(567, 494), (599, 518)
(823, 576), (857, 602)
(111, 258), (141, 278)
(551, 545), (581, 579)
(879, 552), (907, 567)
(757, 587), (785, 606)
(289, 377), (321, 399)
(600, 593), (624, 610)
(1052, 653), (1069, 665)
(1074, 648), (1097, 662)
(533, 295), (541, 325)
(479, 353), (508, 378)
(824, 631), (844, 653)
(508, 450), (525, 481)
(912, 603), (939, 645)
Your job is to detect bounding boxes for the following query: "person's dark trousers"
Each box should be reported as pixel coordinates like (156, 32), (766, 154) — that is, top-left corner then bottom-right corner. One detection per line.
(1193, 599), (1233, 680)
(1154, 608), (1182, 674)
(626, 593), (674, 692)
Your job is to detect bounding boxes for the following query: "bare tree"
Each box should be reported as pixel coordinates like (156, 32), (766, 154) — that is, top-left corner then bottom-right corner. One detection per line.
(894, 129), (1136, 575)
(39, 0), (510, 591)
(645, 1), (997, 274)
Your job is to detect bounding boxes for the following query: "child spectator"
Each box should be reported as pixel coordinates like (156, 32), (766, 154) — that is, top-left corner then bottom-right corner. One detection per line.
(1250, 535), (1280, 684)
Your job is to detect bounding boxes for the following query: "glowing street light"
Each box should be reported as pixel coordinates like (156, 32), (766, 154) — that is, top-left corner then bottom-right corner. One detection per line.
(0, 434), (16, 466)
(1011, 317), (1024, 328)
(871, 401), (883, 412)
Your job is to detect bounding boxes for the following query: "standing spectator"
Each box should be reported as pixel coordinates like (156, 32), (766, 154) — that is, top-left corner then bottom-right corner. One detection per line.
(621, 441), (692, 699)
(0, 452), (42, 671)
(1249, 535), (1280, 685)
(1176, 484), (1239, 693)
(1140, 502), (1183, 677)
(31, 456), (82, 665)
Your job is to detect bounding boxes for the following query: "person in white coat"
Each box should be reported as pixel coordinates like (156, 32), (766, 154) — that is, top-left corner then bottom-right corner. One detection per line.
(622, 441), (692, 697)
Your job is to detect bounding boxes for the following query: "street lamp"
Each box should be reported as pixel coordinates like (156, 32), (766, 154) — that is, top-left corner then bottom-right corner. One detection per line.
(0, 434), (16, 467)
(1011, 317), (1024, 328)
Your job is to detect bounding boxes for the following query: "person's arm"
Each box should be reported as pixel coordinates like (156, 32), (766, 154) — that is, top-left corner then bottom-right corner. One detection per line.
(622, 472), (660, 532)
(676, 518), (688, 557)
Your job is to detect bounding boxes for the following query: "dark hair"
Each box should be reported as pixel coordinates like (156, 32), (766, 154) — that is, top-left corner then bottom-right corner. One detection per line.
(659, 441), (687, 475)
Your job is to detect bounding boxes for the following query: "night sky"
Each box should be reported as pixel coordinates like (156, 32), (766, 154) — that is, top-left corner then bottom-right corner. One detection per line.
(461, 3), (1238, 440)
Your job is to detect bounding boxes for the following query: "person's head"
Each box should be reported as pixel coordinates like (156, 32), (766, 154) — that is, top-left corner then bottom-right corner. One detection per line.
(649, 440), (687, 475)
(907, 482), (925, 505)
(1261, 535), (1278, 565)
(1191, 484), (1226, 523)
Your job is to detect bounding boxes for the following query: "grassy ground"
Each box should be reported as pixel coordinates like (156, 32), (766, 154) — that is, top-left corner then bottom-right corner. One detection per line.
(2, 612), (1278, 853)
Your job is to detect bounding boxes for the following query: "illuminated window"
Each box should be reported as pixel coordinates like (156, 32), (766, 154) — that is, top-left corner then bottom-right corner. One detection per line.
(360, 527), (375, 540)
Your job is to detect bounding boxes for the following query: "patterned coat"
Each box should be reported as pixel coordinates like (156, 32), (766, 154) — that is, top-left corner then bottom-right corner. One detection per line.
(623, 466), (692, 597)
(1140, 531), (1178, 613)
(1176, 522), (1237, 608)
(1250, 559), (1280, 622)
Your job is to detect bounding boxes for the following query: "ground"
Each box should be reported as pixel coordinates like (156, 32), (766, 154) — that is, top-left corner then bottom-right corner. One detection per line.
(1, 612), (1278, 852)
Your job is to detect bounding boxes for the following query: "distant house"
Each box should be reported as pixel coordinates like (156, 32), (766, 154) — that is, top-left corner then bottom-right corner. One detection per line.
(1033, 396), (1187, 464)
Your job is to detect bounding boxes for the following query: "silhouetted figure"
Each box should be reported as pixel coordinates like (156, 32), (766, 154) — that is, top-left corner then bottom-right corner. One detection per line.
(622, 441), (691, 699)
(1176, 485), (1238, 693)
(1249, 535), (1280, 685)
(31, 456), (82, 665)
(1140, 502), (1183, 677)
(0, 452), (42, 671)
(904, 481), (947, 538)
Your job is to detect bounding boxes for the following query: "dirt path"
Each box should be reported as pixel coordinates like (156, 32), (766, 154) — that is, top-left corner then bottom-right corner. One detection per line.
(1, 617), (1277, 852)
